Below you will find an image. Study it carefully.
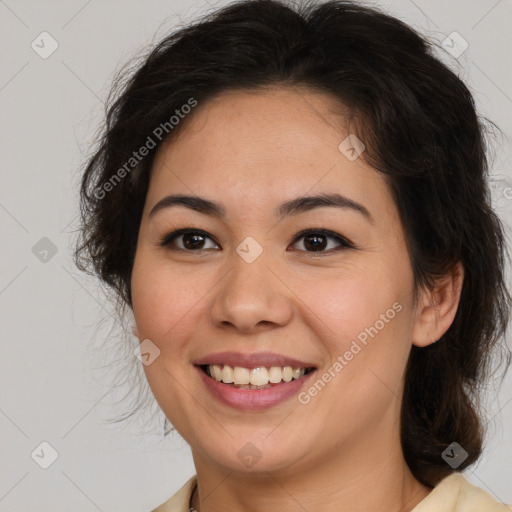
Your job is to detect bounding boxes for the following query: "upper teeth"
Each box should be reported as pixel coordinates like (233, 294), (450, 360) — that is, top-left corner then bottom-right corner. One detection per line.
(207, 364), (306, 386)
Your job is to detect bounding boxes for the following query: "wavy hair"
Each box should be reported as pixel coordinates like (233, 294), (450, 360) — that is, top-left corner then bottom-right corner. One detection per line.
(74, 0), (512, 487)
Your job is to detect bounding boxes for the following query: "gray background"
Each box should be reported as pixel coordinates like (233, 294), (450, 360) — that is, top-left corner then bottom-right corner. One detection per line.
(1, 0), (511, 510)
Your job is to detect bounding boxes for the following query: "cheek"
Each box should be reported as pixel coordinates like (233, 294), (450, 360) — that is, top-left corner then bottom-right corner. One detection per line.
(295, 270), (411, 416)
(130, 252), (209, 435)
(294, 262), (404, 350)
(296, 262), (412, 400)
(130, 252), (207, 350)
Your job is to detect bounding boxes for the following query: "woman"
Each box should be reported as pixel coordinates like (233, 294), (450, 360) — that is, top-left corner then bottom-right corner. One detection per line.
(75, 0), (512, 510)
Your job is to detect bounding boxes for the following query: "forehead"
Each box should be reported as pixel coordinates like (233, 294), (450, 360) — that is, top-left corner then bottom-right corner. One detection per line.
(147, 87), (393, 222)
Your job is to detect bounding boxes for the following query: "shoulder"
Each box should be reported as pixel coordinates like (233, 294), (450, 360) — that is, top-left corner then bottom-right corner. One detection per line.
(148, 472), (511, 512)
(150, 475), (197, 512)
(412, 472), (512, 512)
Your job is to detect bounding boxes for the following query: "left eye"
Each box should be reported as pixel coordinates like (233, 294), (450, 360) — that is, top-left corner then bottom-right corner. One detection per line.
(289, 229), (352, 253)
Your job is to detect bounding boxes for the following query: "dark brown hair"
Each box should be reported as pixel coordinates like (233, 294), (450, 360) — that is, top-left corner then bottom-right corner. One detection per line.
(75, 0), (512, 487)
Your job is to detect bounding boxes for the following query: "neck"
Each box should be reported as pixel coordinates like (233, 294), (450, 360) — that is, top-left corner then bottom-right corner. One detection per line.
(189, 420), (432, 512)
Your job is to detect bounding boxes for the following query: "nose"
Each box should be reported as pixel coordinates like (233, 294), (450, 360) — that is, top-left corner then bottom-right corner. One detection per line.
(209, 249), (293, 334)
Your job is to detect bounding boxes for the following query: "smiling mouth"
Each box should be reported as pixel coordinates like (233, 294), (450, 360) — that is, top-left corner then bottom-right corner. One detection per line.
(200, 364), (316, 389)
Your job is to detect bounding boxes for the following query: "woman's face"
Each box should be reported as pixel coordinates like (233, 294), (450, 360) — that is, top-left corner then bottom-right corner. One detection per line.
(131, 87), (425, 474)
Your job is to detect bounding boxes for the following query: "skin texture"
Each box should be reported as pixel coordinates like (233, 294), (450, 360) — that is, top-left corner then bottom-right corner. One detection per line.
(130, 87), (464, 512)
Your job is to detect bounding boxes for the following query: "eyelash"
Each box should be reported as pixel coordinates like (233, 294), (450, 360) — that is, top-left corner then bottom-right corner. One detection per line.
(158, 228), (354, 254)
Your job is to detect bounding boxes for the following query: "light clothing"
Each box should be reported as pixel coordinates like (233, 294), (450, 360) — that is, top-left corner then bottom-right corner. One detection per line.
(150, 472), (512, 512)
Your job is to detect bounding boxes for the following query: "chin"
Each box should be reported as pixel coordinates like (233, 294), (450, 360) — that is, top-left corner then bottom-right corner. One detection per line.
(193, 432), (313, 476)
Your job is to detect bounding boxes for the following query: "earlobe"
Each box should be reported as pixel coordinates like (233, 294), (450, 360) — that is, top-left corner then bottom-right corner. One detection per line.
(412, 261), (464, 348)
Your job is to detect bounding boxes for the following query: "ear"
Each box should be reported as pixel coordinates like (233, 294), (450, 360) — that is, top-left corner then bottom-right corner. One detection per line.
(412, 261), (464, 347)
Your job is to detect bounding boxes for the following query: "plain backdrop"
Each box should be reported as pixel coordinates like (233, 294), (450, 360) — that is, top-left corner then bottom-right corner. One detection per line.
(1, 0), (511, 510)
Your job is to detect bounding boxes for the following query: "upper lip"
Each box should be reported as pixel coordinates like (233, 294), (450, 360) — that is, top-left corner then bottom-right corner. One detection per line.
(193, 351), (316, 370)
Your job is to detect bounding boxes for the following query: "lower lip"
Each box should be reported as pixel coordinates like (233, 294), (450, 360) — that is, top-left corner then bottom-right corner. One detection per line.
(195, 366), (316, 411)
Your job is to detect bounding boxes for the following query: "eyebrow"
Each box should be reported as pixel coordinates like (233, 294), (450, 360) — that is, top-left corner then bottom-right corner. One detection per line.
(149, 192), (373, 223)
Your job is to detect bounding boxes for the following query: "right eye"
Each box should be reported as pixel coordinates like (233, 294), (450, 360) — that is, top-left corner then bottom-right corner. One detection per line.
(159, 229), (221, 251)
